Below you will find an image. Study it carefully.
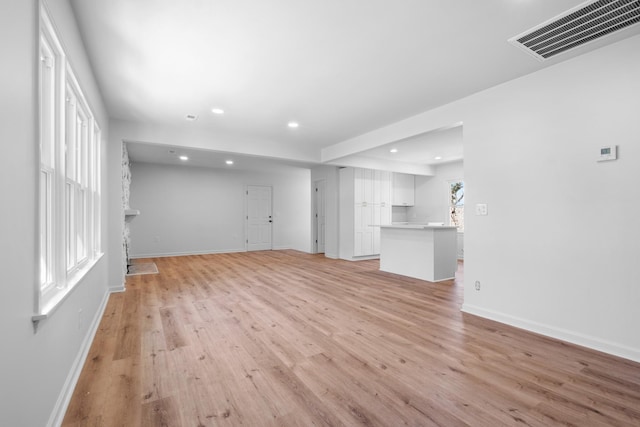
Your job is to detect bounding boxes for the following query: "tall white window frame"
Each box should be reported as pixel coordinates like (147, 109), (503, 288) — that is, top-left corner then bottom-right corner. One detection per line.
(36, 6), (102, 320)
(65, 72), (92, 276)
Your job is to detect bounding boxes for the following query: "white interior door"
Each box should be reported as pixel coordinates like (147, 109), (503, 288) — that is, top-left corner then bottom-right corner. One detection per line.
(247, 185), (272, 251)
(354, 204), (374, 256)
(314, 180), (326, 253)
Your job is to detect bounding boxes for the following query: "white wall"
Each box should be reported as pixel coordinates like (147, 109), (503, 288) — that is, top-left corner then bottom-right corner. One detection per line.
(321, 35), (640, 362)
(409, 160), (464, 224)
(0, 1), (111, 426)
(462, 36), (640, 361)
(128, 162), (312, 257)
(106, 127), (126, 291)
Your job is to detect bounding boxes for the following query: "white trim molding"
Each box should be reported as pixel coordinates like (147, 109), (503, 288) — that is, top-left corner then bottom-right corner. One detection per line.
(461, 304), (640, 363)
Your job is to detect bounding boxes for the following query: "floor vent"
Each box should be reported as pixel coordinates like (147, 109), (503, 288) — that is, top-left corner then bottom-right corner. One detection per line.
(509, 0), (640, 61)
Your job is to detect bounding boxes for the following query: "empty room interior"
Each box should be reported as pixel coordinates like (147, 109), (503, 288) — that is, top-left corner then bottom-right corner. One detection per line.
(2, 0), (640, 426)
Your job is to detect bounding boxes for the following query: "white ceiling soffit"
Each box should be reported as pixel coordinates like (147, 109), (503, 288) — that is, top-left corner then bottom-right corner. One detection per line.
(125, 141), (319, 172)
(509, 0), (640, 61)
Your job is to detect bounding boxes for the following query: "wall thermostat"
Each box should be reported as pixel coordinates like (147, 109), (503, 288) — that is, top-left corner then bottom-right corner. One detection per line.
(597, 145), (617, 162)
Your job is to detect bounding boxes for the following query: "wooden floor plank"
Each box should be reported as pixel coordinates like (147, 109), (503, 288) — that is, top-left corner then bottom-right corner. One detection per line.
(62, 251), (640, 426)
(141, 396), (182, 427)
(99, 357), (142, 427)
(159, 306), (188, 351)
(112, 287), (141, 361)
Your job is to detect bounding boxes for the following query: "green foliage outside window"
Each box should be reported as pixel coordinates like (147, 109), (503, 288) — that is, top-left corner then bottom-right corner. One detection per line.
(450, 181), (464, 231)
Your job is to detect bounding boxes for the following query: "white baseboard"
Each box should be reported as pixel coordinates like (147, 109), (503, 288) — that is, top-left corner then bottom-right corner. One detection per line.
(461, 304), (640, 363)
(48, 289), (111, 427)
(340, 255), (380, 261)
(130, 248), (246, 258)
(131, 247), (317, 259)
(109, 282), (126, 293)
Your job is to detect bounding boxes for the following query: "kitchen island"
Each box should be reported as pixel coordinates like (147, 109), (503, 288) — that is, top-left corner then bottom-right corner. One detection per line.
(379, 224), (458, 282)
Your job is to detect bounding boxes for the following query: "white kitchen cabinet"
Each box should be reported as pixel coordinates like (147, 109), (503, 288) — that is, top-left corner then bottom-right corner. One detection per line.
(354, 168), (374, 204)
(392, 173), (415, 206)
(339, 167), (392, 259)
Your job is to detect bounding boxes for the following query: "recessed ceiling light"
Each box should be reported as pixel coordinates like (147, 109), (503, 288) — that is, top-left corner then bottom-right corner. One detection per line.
(179, 155), (189, 161)
(211, 108), (224, 115)
(287, 121), (299, 128)
(390, 148), (398, 153)
(434, 156), (443, 160)
(225, 160), (234, 165)
(185, 114), (198, 121)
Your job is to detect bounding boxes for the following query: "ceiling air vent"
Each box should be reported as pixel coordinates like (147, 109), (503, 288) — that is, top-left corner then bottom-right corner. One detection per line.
(509, 0), (640, 61)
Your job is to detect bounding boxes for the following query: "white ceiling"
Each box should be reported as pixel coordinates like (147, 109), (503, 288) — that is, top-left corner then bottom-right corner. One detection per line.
(344, 124), (464, 165)
(70, 0), (640, 171)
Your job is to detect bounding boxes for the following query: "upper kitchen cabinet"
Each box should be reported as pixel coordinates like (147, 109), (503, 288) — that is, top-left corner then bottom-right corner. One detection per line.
(392, 173), (415, 206)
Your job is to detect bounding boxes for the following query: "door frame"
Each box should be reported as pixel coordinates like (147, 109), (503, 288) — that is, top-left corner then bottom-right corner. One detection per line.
(313, 179), (326, 254)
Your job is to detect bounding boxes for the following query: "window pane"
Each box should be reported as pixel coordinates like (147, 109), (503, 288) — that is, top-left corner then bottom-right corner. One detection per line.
(450, 181), (464, 207)
(451, 206), (464, 232)
(66, 181), (74, 270)
(449, 181), (464, 232)
(65, 89), (76, 180)
(81, 116), (89, 187)
(76, 114), (83, 183)
(40, 39), (56, 169)
(40, 170), (52, 286)
(76, 188), (87, 262)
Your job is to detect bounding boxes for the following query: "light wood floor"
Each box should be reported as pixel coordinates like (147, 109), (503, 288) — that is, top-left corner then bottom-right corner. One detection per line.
(63, 251), (640, 426)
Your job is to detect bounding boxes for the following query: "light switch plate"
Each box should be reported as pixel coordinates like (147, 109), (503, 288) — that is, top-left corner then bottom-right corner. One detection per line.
(475, 203), (488, 216)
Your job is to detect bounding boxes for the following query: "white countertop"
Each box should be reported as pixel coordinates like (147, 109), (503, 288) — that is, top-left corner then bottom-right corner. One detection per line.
(380, 224), (458, 230)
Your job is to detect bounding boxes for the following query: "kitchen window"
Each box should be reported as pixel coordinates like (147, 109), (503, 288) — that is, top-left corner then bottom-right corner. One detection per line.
(449, 180), (464, 232)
